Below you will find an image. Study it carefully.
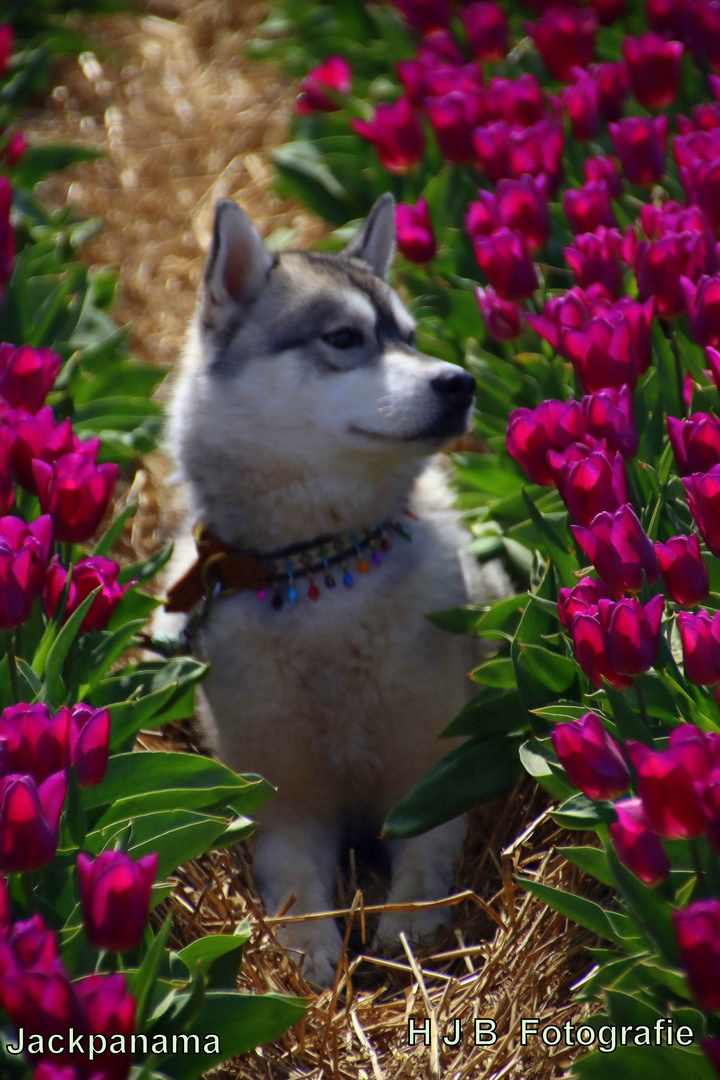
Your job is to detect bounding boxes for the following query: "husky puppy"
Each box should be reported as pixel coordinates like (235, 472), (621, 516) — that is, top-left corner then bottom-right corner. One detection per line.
(161, 194), (509, 985)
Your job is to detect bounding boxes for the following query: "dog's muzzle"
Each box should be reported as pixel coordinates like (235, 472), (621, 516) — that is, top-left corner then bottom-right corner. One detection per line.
(417, 369), (476, 440)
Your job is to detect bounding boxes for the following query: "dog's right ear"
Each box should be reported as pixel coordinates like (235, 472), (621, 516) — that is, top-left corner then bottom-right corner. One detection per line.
(202, 201), (273, 327)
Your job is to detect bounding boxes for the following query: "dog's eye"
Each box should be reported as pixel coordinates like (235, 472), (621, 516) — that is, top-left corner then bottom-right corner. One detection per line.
(322, 328), (365, 350)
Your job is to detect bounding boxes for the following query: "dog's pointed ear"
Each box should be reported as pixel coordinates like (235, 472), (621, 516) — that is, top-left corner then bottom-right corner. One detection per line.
(345, 193), (395, 280)
(203, 201), (273, 323)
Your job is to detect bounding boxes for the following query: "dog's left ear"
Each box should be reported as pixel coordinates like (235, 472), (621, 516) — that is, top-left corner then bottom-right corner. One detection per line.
(345, 193), (395, 280)
(202, 201), (273, 327)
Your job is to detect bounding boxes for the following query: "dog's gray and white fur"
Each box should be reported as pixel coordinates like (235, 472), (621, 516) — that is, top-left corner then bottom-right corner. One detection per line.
(158, 194), (510, 984)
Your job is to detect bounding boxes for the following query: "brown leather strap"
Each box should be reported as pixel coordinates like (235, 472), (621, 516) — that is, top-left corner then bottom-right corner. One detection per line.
(164, 527), (266, 613)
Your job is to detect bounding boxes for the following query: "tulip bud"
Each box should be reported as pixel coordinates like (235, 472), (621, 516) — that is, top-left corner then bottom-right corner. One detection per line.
(655, 534), (709, 606)
(674, 900), (720, 1011)
(461, 2), (508, 62)
(609, 797), (670, 885)
(550, 713), (630, 800)
(395, 198), (436, 263)
(598, 595), (664, 678)
(557, 576), (615, 628)
(564, 228), (625, 297)
(476, 287), (524, 341)
(623, 32), (683, 110)
(33, 453), (118, 545)
(570, 607), (633, 689)
(627, 726), (713, 839)
(678, 609), (720, 685)
(295, 56), (351, 115)
(609, 116), (668, 186)
(683, 464), (720, 558)
(562, 75), (600, 142)
(506, 398), (584, 486)
(62, 704), (110, 789)
(77, 851), (158, 952)
(582, 385), (638, 457)
(495, 177), (549, 253)
(351, 98), (425, 174)
(0, 514), (53, 630)
(526, 9), (597, 83)
(572, 504), (658, 594)
(391, 0), (450, 33)
(0, 771), (67, 872)
(0, 343), (60, 414)
(555, 450), (628, 527)
(473, 228), (538, 301)
(682, 275), (720, 348)
(0, 702), (70, 784)
(564, 181), (616, 235)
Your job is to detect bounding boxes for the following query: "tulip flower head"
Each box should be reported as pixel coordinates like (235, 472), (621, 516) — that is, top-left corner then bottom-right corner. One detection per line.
(295, 56), (352, 115)
(674, 900), (720, 1011)
(572, 503), (658, 594)
(550, 712), (630, 800)
(609, 797), (670, 885)
(0, 771), (67, 873)
(44, 555), (132, 634)
(351, 98), (425, 173)
(33, 453), (118, 545)
(77, 850), (158, 953)
(655, 534), (709, 606)
(0, 514), (53, 630)
(395, 198), (437, 263)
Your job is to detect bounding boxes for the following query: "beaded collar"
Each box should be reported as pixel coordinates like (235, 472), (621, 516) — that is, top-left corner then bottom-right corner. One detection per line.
(165, 513), (415, 615)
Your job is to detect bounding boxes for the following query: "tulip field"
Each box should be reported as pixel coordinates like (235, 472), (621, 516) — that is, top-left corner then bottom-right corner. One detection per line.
(246, 0), (720, 1075)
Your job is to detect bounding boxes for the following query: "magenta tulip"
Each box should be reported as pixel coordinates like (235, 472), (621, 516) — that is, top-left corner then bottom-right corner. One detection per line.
(598, 595), (664, 678)
(506, 398), (584, 486)
(684, 465), (720, 557)
(295, 56), (351, 114)
(0, 771), (67, 872)
(426, 90), (483, 165)
(77, 850), (158, 952)
(507, 120), (564, 195)
(0, 514), (53, 630)
(594, 60), (631, 121)
(61, 704), (110, 789)
(678, 609), (720, 685)
(0, 702), (69, 784)
(395, 198), (436, 263)
(561, 312), (637, 392)
(572, 504), (658, 594)
(674, 901), (720, 1011)
(550, 712), (630, 800)
(495, 177), (549, 253)
(628, 726), (713, 839)
(564, 182), (616, 235)
(558, 576), (615, 629)
(485, 73), (545, 127)
(0, 344), (60, 414)
(461, 2), (507, 61)
(668, 414), (720, 477)
(33, 453), (117, 544)
(351, 97), (425, 174)
(562, 75), (600, 142)
(526, 9), (597, 82)
(564, 228), (625, 296)
(473, 228), (538, 301)
(44, 555), (131, 634)
(683, 275), (720, 348)
(473, 121), (512, 183)
(476, 287), (524, 341)
(75, 973), (135, 1080)
(623, 32), (683, 110)
(655, 534), (709, 606)
(609, 798), (670, 885)
(391, 0), (450, 33)
(582, 385), (638, 457)
(584, 155), (622, 199)
(570, 607), (633, 689)
(555, 450), (628, 527)
(609, 116), (668, 186)
(7, 407), (90, 494)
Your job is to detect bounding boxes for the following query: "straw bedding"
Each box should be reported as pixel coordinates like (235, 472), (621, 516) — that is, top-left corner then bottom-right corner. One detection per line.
(22, 4), (603, 1075)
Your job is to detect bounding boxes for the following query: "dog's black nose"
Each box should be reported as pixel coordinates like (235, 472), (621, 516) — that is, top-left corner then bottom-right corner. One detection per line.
(430, 370), (476, 409)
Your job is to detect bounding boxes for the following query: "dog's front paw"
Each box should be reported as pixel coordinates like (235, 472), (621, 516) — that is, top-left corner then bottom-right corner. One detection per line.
(372, 905), (451, 956)
(279, 919), (344, 987)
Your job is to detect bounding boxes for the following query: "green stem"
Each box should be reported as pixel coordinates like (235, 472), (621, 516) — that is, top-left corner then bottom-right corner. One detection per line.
(635, 679), (649, 732)
(5, 632), (19, 706)
(690, 838), (708, 897)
